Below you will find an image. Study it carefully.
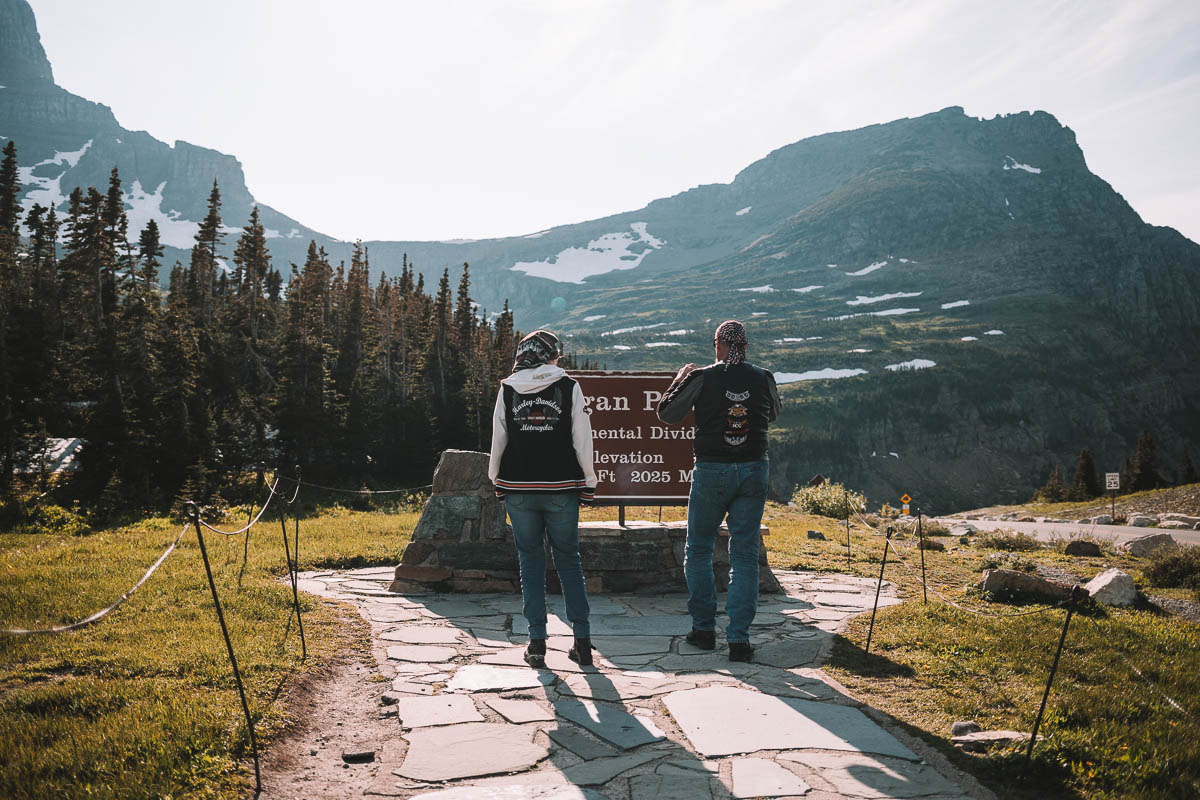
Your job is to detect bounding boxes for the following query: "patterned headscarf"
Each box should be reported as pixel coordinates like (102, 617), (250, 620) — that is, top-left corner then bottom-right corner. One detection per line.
(714, 320), (748, 369)
(513, 329), (562, 372)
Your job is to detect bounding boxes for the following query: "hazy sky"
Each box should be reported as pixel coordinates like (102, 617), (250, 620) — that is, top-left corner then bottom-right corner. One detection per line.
(27, 0), (1200, 244)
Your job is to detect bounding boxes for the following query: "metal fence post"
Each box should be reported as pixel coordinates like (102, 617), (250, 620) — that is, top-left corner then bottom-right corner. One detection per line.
(864, 526), (893, 655)
(918, 508), (927, 605)
(189, 501), (262, 795)
(1024, 585), (1086, 772)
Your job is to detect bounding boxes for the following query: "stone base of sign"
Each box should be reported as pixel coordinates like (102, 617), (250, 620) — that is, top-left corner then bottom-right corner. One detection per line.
(390, 450), (781, 595)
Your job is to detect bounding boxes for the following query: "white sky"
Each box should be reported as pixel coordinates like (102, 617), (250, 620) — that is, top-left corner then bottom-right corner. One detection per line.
(27, 0), (1200, 244)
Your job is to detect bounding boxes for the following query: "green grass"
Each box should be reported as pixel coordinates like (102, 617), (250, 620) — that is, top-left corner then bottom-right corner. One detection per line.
(0, 501), (420, 800)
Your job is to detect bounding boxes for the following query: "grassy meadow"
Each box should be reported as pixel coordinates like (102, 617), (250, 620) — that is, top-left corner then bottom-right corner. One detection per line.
(1, 490), (1197, 799)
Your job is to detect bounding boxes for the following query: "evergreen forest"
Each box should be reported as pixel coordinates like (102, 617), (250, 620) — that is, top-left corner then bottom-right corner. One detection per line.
(0, 141), (521, 514)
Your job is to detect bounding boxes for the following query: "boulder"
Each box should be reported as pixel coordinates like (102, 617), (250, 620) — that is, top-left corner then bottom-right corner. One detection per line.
(1091, 514), (1112, 526)
(1119, 532), (1176, 557)
(806, 530), (827, 541)
(1064, 540), (1102, 557)
(1128, 515), (1157, 528)
(951, 721), (981, 736)
(952, 730), (1030, 753)
(979, 569), (1070, 602)
(919, 538), (946, 551)
(1158, 520), (1192, 530)
(1084, 568), (1138, 607)
(1160, 513), (1200, 526)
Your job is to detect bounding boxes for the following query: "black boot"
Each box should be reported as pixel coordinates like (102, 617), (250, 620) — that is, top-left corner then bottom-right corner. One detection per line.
(728, 642), (755, 663)
(523, 638), (547, 668)
(568, 637), (593, 666)
(685, 628), (716, 651)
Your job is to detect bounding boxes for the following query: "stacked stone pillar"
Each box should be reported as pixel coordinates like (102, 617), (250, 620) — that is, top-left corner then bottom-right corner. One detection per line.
(391, 450), (780, 594)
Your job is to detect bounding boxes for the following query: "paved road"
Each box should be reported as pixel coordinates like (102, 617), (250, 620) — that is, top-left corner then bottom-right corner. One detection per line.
(934, 517), (1200, 548)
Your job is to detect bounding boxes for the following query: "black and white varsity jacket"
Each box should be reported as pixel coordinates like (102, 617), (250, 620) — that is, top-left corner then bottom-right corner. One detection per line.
(487, 365), (598, 501)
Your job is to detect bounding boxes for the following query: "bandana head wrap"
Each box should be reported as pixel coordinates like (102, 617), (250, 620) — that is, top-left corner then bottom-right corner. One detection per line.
(714, 320), (748, 369)
(513, 329), (562, 372)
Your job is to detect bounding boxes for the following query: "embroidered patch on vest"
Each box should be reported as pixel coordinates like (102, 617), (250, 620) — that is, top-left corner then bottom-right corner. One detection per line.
(512, 386), (563, 432)
(724, 400), (749, 446)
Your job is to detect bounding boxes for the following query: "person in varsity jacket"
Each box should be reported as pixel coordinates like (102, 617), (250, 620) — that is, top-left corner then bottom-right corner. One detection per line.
(488, 330), (598, 668)
(656, 320), (781, 662)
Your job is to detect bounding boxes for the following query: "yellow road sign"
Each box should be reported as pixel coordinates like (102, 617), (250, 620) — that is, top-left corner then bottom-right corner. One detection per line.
(900, 494), (911, 504)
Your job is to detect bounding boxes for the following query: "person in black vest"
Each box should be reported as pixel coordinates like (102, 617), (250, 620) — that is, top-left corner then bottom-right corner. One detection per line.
(488, 330), (597, 668)
(656, 320), (781, 662)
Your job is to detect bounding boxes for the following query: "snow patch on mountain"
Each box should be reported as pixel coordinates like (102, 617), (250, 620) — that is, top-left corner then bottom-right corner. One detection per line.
(941, 300), (970, 309)
(847, 291), (922, 306)
(736, 206), (752, 216)
(775, 368), (868, 384)
(123, 180), (201, 249)
(984, 329), (1005, 335)
(645, 342), (682, 348)
(791, 285), (822, 293)
(846, 260), (887, 276)
(584, 314), (607, 322)
(511, 222), (664, 283)
(885, 359), (936, 371)
(961, 336), (979, 341)
(17, 139), (94, 214)
(828, 307), (919, 321)
(602, 322), (670, 337)
(738, 285), (774, 293)
(773, 336), (823, 344)
(1003, 156), (1042, 174)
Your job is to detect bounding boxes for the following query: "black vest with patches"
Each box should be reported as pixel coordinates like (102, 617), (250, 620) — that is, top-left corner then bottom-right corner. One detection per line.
(497, 375), (586, 493)
(693, 362), (772, 462)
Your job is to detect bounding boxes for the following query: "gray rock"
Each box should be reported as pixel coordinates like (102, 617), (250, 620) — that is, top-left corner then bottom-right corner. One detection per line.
(1084, 568), (1138, 607)
(951, 720), (981, 736)
(952, 729), (1031, 752)
(1158, 520), (1192, 530)
(1092, 514), (1112, 525)
(1128, 514), (1157, 528)
(552, 698), (666, 750)
(342, 749), (376, 763)
(730, 758), (812, 798)
(394, 695), (484, 728)
(1160, 513), (1200, 526)
(1064, 540), (1102, 557)
(562, 751), (660, 786)
(807, 530), (827, 540)
(395, 723), (548, 781)
(1120, 532), (1175, 557)
(663, 686), (916, 759)
(628, 775), (714, 800)
(979, 569), (1070, 602)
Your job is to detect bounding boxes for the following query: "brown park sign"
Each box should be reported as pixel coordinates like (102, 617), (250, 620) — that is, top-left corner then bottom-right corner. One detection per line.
(570, 370), (696, 504)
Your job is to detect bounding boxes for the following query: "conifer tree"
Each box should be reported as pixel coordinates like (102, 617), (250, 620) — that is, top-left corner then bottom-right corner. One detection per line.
(1180, 446), (1198, 485)
(1068, 447), (1100, 500)
(1129, 430), (1160, 492)
(1034, 465), (1066, 503)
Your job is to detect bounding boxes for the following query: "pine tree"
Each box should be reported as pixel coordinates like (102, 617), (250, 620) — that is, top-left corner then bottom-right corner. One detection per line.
(1129, 430), (1160, 492)
(1181, 446), (1198, 485)
(1034, 465), (1066, 503)
(1069, 448), (1100, 500)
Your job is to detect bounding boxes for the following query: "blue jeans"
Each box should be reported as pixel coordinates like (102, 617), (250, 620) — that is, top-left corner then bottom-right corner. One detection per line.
(505, 492), (590, 639)
(685, 460), (768, 643)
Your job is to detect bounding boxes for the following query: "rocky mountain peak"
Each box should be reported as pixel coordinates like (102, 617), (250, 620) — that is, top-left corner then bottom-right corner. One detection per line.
(0, 0), (53, 86)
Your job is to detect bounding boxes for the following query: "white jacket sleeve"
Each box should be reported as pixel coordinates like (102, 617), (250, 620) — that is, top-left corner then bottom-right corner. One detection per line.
(487, 389), (507, 484)
(571, 382), (598, 488)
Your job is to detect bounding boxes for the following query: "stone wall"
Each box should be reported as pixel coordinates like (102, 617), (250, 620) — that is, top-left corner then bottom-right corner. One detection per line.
(391, 450), (780, 594)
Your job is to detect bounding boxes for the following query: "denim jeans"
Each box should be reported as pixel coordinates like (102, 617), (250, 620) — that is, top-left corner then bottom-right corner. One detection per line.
(505, 492), (591, 639)
(684, 459), (769, 643)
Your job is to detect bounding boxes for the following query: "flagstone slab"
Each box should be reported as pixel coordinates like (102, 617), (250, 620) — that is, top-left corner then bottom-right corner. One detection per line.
(552, 698), (666, 749)
(478, 646), (600, 673)
(467, 632), (513, 648)
(446, 664), (555, 693)
(344, 579), (393, 591)
(548, 596), (629, 616)
(547, 725), (619, 760)
(511, 615), (576, 636)
(386, 645), (458, 663)
(663, 686), (917, 759)
(380, 625), (465, 644)
(394, 695), (484, 727)
(652, 654), (760, 675)
(656, 759), (719, 776)
(731, 758), (812, 798)
(390, 680), (435, 695)
(750, 638), (824, 669)
(483, 696), (555, 723)
(396, 723), (548, 782)
(409, 786), (605, 800)
(559, 672), (690, 702)
(369, 607), (424, 623)
(606, 653), (664, 667)
(562, 751), (661, 785)
(547, 635), (672, 656)
(628, 774), (714, 800)
(348, 567), (399, 578)
(413, 597), (498, 618)
(780, 751), (964, 798)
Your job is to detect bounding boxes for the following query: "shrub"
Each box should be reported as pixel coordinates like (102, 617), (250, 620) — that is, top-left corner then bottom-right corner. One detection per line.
(921, 520), (951, 537)
(976, 529), (1042, 552)
(791, 481), (867, 520)
(28, 504), (88, 536)
(981, 551), (1037, 572)
(1142, 543), (1200, 591)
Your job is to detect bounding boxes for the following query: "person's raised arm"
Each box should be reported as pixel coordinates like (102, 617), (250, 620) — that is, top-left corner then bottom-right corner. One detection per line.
(657, 363), (704, 424)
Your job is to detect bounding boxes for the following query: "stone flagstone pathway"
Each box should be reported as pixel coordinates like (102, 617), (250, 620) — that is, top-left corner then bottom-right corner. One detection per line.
(282, 567), (987, 799)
